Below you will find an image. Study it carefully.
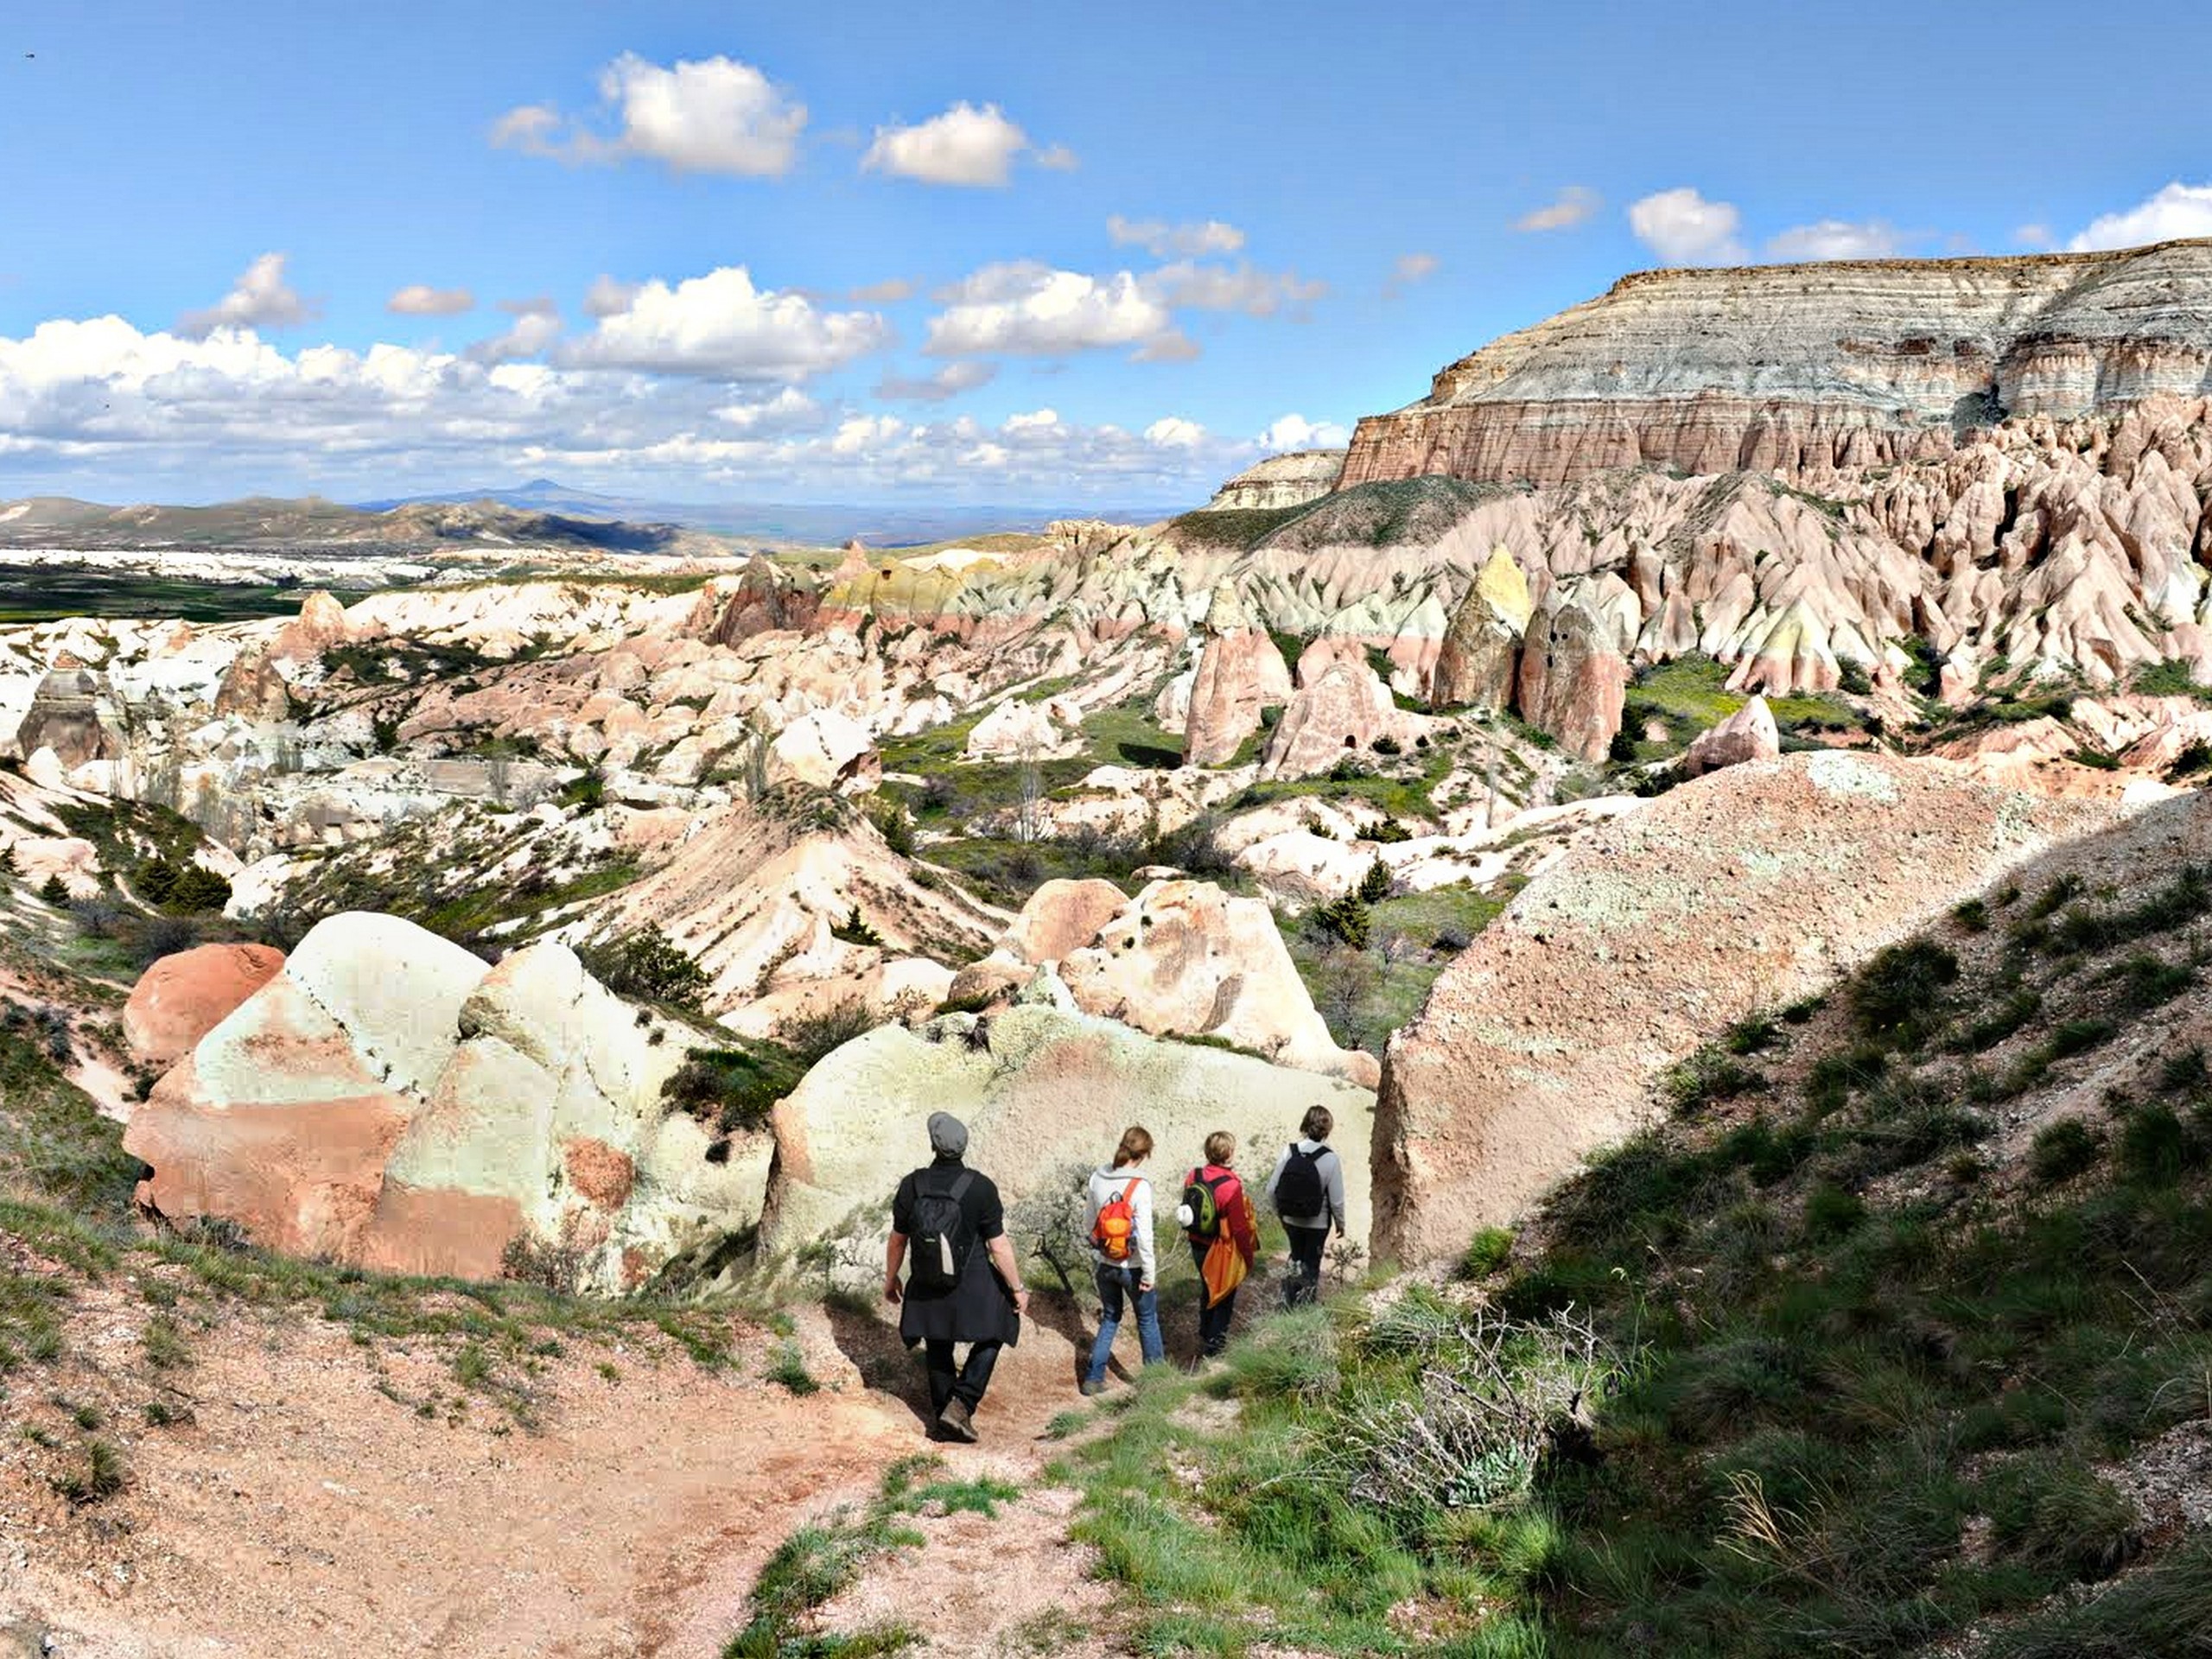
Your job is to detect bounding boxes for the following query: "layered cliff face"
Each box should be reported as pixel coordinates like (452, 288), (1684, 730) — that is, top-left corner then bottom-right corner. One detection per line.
(1341, 239), (2212, 489)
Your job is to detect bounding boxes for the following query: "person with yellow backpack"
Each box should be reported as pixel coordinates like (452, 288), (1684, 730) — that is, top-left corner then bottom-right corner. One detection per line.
(1079, 1126), (1165, 1395)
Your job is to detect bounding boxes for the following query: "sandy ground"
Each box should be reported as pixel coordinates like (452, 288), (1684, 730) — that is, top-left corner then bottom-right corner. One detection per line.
(0, 1258), (1135, 1659)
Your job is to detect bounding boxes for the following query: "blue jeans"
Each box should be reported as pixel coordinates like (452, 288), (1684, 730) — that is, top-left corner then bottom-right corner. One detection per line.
(1084, 1262), (1164, 1384)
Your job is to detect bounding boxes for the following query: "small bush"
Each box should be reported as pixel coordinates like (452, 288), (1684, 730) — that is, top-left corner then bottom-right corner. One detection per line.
(38, 873), (68, 906)
(782, 1000), (881, 1069)
(1802, 1183), (1865, 1241)
(2116, 1103), (2193, 1185)
(582, 925), (710, 1007)
(1357, 860), (1392, 904)
(831, 906), (884, 948)
(1221, 1308), (1338, 1400)
(1664, 1047), (1762, 1116)
(1459, 1227), (1516, 1280)
(1981, 1452), (2141, 1581)
(1849, 940), (1959, 1038)
(2029, 1119), (2102, 1185)
(53, 1437), (127, 1503)
(1951, 897), (1989, 932)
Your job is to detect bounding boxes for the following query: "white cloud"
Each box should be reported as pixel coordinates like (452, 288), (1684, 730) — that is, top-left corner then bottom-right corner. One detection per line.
(1144, 416), (1205, 448)
(1004, 407), (1060, 432)
(1144, 260), (1325, 317)
(1626, 188), (1748, 266)
(861, 101), (1034, 187)
(1514, 186), (1601, 232)
(387, 283), (475, 317)
(1033, 143), (1079, 172)
(560, 266), (890, 379)
(582, 276), (640, 318)
(492, 54), (806, 177)
(1764, 219), (1908, 262)
(924, 263), (1173, 357)
(1257, 414), (1350, 452)
(1131, 332), (1202, 364)
(177, 253), (317, 339)
(467, 297), (563, 365)
(2067, 181), (2212, 251)
(1107, 215), (1246, 257)
(849, 276), (918, 303)
(874, 360), (997, 402)
(1390, 252), (1440, 284)
(2013, 222), (2056, 251)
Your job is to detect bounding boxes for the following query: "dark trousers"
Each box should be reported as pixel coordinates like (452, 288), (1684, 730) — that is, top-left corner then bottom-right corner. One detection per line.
(1189, 1239), (1238, 1357)
(1284, 1224), (1328, 1307)
(925, 1338), (1001, 1414)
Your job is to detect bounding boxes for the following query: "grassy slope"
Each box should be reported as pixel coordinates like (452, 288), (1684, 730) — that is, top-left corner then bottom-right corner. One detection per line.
(1059, 840), (2212, 1656)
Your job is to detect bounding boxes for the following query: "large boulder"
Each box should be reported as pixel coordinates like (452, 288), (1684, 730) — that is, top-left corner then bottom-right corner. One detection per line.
(1681, 695), (1781, 777)
(1059, 879), (1377, 1086)
(1372, 753), (2120, 1264)
(124, 913), (770, 1290)
(759, 1003), (1376, 1255)
(1182, 584), (1294, 767)
(358, 940), (770, 1290)
(767, 709), (880, 796)
(966, 696), (1083, 760)
(1260, 656), (1417, 781)
(124, 914), (487, 1262)
(123, 943), (287, 1070)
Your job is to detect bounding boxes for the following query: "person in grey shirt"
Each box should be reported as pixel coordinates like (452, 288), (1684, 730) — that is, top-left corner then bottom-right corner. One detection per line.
(1265, 1105), (1347, 1308)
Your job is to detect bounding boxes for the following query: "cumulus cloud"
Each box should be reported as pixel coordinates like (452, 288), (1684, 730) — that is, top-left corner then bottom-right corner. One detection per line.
(387, 283), (475, 317)
(1107, 215), (1246, 257)
(1764, 219), (1908, 261)
(874, 359), (997, 402)
(560, 266), (890, 379)
(1514, 186), (1601, 232)
(924, 262), (1172, 357)
(1144, 416), (1205, 448)
(1257, 413), (1350, 453)
(582, 276), (641, 318)
(1145, 260), (1325, 318)
(177, 253), (317, 338)
(492, 54), (807, 177)
(467, 297), (563, 365)
(2068, 181), (2212, 251)
(861, 101), (1039, 187)
(1627, 188), (1748, 266)
(0, 305), (1282, 502)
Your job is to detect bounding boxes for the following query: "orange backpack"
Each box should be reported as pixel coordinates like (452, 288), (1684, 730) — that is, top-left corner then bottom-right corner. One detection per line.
(1091, 1177), (1142, 1263)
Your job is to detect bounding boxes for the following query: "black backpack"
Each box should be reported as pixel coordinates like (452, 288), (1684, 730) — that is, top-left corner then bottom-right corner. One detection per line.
(907, 1169), (976, 1291)
(1180, 1167), (1232, 1239)
(1274, 1144), (1329, 1219)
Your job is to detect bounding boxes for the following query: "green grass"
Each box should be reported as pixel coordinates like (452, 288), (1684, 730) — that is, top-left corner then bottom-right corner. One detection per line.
(1617, 654), (1857, 763)
(1285, 881), (1520, 1052)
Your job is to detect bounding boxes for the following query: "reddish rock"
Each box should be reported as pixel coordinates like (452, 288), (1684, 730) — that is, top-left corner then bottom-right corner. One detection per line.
(563, 1138), (637, 1210)
(123, 942), (287, 1069)
(1516, 599), (1629, 761)
(1681, 696), (1781, 778)
(1182, 585), (1294, 767)
(213, 650), (293, 721)
(1261, 656), (1417, 781)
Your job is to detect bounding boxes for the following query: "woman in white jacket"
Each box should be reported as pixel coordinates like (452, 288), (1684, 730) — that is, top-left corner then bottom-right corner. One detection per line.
(1079, 1125), (1165, 1395)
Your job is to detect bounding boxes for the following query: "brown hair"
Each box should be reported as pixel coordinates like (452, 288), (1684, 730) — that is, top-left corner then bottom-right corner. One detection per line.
(1204, 1130), (1236, 1166)
(1112, 1126), (1154, 1168)
(1300, 1106), (1334, 1141)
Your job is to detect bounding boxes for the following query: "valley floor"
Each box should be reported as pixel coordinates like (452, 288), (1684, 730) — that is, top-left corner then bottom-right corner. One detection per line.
(1, 1270), (1128, 1659)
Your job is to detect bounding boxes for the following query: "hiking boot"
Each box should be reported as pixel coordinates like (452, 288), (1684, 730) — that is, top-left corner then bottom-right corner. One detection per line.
(937, 1399), (978, 1443)
(1078, 1378), (1105, 1397)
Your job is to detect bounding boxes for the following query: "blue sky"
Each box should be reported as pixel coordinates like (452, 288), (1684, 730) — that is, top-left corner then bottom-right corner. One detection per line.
(1, 0), (2208, 509)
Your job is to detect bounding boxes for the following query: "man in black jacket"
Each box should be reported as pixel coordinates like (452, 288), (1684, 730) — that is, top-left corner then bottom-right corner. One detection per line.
(884, 1111), (1029, 1443)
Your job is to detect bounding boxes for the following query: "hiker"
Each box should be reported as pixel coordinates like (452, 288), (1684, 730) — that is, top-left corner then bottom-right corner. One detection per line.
(883, 1110), (1028, 1444)
(1266, 1105), (1348, 1308)
(1080, 1125), (1165, 1395)
(1177, 1131), (1258, 1361)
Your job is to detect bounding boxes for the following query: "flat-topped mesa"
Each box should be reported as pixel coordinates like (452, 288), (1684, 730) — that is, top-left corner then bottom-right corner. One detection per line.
(1205, 448), (1346, 511)
(1340, 238), (2212, 489)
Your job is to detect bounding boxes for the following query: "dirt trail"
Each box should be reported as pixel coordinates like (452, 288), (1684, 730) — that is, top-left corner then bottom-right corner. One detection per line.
(1, 1270), (1127, 1659)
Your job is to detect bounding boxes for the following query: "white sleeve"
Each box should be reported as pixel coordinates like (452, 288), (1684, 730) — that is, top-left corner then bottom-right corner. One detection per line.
(1135, 1179), (1157, 1282)
(1265, 1147), (1289, 1201)
(1326, 1151), (1347, 1227)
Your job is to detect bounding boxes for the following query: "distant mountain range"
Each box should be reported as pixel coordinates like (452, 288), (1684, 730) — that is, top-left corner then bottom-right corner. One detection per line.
(354, 480), (1178, 546)
(0, 493), (709, 556)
